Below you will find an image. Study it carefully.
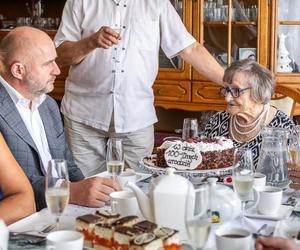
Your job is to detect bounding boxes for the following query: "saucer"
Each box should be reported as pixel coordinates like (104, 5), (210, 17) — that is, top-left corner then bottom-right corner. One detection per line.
(245, 205), (293, 221)
(274, 220), (300, 238)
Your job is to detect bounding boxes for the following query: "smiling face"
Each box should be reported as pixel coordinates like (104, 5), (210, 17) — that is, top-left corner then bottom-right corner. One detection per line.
(224, 72), (257, 116)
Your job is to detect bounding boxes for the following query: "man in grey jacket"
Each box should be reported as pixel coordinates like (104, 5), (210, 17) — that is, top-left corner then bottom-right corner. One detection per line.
(0, 27), (120, 210)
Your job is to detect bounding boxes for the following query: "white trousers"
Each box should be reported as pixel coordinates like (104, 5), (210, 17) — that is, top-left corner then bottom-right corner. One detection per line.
(64, 116), (154, 177)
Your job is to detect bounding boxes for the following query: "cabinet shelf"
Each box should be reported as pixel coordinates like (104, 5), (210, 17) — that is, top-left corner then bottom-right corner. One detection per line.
(203, 21), (257, 27)
(279, 21), (300, 25)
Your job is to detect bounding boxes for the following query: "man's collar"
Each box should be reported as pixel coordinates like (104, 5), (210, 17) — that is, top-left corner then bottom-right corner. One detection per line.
(0, 75), (46, 110)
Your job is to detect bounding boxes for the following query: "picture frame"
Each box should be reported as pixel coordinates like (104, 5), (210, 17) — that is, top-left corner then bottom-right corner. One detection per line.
(239, 48), (257, 60)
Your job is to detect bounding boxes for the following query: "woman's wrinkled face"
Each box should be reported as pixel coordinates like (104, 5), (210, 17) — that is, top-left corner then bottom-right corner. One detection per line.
(224, 72), (256, 116)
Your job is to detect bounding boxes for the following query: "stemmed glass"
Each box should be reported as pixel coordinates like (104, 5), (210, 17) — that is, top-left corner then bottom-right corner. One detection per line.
(232, 149), (254, 225)
(185, 183), (211, 250)
(182, 118), (199, 141)
(112, 25), (121, 64)
(106, 138), (124, 182)
(45, 159), (70, 230)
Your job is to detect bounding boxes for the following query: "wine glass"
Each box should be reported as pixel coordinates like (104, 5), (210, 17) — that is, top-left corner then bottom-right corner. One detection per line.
(106, 138), (124, 182)
(185, 183), (211, 250)
(232, 149), (254, 225)
(45, 159), (70, 230)
(182, 118), (199, 141)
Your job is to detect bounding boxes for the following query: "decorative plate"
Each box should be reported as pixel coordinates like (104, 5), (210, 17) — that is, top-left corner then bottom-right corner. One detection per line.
(138, 154), (234, 179)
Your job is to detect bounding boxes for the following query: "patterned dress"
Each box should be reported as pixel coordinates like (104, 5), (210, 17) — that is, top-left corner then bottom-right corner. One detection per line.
(204, 108), (296, 169)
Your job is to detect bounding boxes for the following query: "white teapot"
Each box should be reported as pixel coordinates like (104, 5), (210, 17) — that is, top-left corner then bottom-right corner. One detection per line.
(126, 168), (195, 240)
(207, 177), (242, 224)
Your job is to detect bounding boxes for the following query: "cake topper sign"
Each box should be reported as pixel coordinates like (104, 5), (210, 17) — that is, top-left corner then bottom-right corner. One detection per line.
(164, 142), (202, 170)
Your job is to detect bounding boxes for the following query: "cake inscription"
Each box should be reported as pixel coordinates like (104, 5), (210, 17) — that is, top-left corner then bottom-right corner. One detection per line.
(164, 142), (202, 170)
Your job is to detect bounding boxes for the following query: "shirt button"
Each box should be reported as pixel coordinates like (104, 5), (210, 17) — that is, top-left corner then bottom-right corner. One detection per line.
(112, 70), (116, 73)
(116, 3), (119, 6)
(110, 91), (114, 94)
(122, 47), (125, 50)
(121, 70), (124, 73)
(122, 25), (126, 29)
(124, 4), (127, 7)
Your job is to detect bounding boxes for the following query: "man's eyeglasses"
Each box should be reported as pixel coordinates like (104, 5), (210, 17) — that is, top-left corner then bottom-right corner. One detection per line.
(219, 87), (252, 98)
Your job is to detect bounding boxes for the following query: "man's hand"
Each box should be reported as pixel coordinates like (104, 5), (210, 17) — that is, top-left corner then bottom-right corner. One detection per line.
(255, 236), (300, 250)
(69, 177), (121, 207)
(90, 26), (121, 49)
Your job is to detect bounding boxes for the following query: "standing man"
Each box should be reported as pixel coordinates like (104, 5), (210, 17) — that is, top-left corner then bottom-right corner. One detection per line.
(0, 27), (120, 211)
(55, 0), (224, 176)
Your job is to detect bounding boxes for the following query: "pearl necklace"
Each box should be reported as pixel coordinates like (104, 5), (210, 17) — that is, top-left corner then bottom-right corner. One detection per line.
(234, 104), (267, 128)
(230, 104), (270, 141)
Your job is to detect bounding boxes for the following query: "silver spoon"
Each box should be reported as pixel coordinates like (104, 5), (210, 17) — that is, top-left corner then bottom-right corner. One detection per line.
(253, 224), (267, 238)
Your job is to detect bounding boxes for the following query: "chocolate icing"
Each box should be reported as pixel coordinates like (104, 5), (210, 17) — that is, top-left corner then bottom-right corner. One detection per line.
(76, 214), (103, 224)
(133, 220), (158, 232)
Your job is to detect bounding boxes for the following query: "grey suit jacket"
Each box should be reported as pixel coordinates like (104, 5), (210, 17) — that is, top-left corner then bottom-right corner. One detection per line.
(0, 82), (84, 210)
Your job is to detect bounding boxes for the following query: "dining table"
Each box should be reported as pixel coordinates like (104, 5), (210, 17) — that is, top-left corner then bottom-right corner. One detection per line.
(7, 175), (300, 250)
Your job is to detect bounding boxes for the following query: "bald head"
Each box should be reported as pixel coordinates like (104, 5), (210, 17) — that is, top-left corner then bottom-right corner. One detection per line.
(0, 27), (55, 73)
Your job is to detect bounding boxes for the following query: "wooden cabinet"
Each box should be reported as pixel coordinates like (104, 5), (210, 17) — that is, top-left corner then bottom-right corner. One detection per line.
(0, 0), (300, 115)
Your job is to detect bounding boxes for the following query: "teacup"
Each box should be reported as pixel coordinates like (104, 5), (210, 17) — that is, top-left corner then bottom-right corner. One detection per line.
(257, 186), (282, 215)
(216, 227), (251, 250)
(46, 230), (83, 250)
(110, 190), (140, 217)
(253, 173), (266, 191)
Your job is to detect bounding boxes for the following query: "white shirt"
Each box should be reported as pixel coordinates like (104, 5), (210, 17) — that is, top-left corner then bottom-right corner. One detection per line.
(54, 0), (196, 133)
(0, 76), (52, 172)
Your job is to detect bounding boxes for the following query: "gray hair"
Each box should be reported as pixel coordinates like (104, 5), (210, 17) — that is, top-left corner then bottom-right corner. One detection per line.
(223, 59), (275, 104)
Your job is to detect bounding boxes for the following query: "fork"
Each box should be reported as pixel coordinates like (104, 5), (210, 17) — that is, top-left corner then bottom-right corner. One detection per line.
(10, 224), (55, 236)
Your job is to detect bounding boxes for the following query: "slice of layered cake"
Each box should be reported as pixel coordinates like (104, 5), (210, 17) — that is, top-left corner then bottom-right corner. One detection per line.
(94, 215), (140, 250)
(94, 211), (121, 250)
(75, 214), (104, 247)
(154, 227), (181, 250)
(129, 233), (163, 250)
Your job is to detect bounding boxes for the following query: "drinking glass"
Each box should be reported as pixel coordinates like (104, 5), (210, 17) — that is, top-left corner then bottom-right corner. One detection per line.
(106, 138), (124, 182)
(185, 183), (211, 250)
(46, 159), (70, 230)
(232, 149), (254, 224)
(182, 118), (199, 141)
(112, 26), (121, 63)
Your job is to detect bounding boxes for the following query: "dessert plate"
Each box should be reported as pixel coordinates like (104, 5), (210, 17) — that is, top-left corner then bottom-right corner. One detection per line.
(139, 154), (234, 179)
(274, 220), (300, 239)
(245, 205), (293, 221)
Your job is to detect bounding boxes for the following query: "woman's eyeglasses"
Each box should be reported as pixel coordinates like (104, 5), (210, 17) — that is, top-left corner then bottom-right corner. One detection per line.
(219, 87), (252, 98)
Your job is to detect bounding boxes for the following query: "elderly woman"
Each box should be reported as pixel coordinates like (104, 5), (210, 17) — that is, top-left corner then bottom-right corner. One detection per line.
(204, 59), (296, 168)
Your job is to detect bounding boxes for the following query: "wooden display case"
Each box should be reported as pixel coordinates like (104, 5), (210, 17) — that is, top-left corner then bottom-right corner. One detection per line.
(0, 0), (299, 115)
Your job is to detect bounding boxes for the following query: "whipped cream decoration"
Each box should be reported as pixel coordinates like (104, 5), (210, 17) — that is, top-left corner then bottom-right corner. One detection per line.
(195, 136), (233, 152)
(164, 142), (202, 170)
(154, 227), (174, 239)
(133, 233), (156, 245)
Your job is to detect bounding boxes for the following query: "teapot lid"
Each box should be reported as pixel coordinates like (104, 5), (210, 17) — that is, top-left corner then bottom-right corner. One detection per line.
(207, 177), (231, 193)
(153, 168), (190, 194)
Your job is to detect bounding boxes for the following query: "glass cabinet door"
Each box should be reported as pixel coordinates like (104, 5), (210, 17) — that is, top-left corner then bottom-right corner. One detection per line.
(193, 0), (267, 80)
(157, 0), (192, 80)
(274, 0), (300, 74)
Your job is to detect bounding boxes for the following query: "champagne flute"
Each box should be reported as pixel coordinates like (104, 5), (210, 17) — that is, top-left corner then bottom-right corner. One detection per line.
(182, 118), (199, 141)
(45, 159), (69, 230)
(185, 183), (211, 250)
(112, 26), (121, 63)
(232, 149), (254, 225)
(106, 138), (124, 182)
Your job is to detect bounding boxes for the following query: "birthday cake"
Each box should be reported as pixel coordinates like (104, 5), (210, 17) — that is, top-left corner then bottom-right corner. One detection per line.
(155, 137), (235, 170)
